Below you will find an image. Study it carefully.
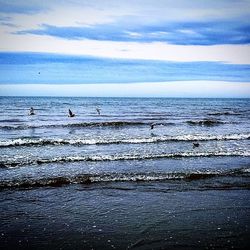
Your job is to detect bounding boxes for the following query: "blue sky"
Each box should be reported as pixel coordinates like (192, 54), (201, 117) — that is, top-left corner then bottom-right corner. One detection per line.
(0, 0), (250, 97)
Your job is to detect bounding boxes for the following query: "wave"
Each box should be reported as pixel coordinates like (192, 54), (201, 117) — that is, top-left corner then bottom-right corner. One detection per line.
(0, 168), (249, 189)
(1, 151), (249, 168)
(186, 119), (224, 126)
(0, 121), (151, 130)
(0, 119), (22, 123)
(0, 119), (230, 130)
(208, 111), (241, 116)
(1, 133), (249, 147)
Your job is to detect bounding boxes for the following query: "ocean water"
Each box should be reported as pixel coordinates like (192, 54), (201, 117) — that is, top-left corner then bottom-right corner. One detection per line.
(0, 97), (250, 249)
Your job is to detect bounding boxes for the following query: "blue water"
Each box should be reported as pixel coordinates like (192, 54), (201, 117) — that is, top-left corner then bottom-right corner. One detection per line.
(0, 97), (249, 187)
(0, 97), (249, 249)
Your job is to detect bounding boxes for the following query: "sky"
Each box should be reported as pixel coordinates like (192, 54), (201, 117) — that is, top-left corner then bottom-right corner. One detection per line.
(0, 0), (250, 97)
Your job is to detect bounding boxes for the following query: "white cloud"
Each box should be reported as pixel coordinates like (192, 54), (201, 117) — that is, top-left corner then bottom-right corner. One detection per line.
(149, 31), (170, 38)
(0, 0), (249, 65)
(178, 29), (199, 35)
(1, 0), (250, 31)
(0, 32), (249, 64)
(124, 31), (143, 38)
(1, 7), (116, 30)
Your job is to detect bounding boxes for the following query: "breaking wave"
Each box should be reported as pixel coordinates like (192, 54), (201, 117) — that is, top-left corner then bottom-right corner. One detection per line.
(1, 151), (249, 168)
(0, 133), (249, 147)
(0, 121), (151, 130)
(208, 111), (241, 116)
(186, 119), (224, 126)
(0, 168), (249, 189)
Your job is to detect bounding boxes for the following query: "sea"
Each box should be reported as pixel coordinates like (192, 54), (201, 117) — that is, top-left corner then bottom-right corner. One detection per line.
(0, 97), (249, 250)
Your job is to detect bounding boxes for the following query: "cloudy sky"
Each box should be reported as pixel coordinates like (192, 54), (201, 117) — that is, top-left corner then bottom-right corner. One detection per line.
(0, 0), (250, 97)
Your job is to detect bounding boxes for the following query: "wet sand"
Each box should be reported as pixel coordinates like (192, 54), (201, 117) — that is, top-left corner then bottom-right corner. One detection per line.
(1, 184), (249, 250)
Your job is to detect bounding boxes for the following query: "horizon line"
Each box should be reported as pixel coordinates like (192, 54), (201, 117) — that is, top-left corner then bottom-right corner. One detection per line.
(1, 96), (250, 99)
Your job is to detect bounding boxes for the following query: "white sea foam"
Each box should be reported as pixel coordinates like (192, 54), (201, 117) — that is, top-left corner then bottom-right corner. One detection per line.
(0, 168), (249, 189)
(0, 133), (249, 147)
(1, 150), (249, 168)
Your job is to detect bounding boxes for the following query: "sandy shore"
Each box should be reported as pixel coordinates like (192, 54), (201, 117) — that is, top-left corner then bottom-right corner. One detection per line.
(1, 183), (249, 250)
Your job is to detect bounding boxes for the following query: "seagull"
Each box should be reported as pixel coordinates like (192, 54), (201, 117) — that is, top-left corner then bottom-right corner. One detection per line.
(68, 109), (75, 117)
(29, 107), (35, 115)
(193, 142), (200, 147)
(96, 107), (101, 115)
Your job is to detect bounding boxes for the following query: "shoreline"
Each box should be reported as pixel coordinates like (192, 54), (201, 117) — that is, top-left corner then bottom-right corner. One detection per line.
(1, 185), (249, 250)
